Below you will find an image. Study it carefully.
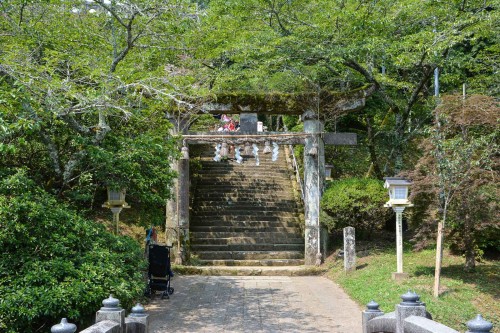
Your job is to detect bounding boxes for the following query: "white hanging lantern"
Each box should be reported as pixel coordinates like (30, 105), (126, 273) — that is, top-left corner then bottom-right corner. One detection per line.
(252, 144), (260, 166)
(271, 142), (279, 161)
(234, 146), (243, 164)
(220, 142), (229, 158)
(263, 141), (272, 154)
(243, 142), (252, 155)
(213, 143), (221, 162)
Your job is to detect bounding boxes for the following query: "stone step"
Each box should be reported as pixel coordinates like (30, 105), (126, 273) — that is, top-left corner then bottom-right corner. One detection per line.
(190, 216), (301, 222)
(190, 243), (304, 252)
(172, 265), (326, 276)
(193, 203), (298, 208)
(195, 183), (294, 188)
(199, 165), (289, 171)
(194, 192), (296, 199)
(193, 196), (298, 207)
(191, 237), (304, 245)
(197, 163), (289, 169)
(192, 202), (296, 215)
(201, 158), (288, 164)
(190, 210), (299, 217)
(196, 174), (290, 180)
(190, 220), (302, 228)
(196, 251), (304, 260)
(197, 259), (305, 266)
(190, 226), (300, 233)
(191, 231), (302, 239)
(192, 179), (293, 187)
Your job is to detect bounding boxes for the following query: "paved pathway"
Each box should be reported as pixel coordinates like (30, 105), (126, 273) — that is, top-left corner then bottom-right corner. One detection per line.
(147, 275), (362, 333)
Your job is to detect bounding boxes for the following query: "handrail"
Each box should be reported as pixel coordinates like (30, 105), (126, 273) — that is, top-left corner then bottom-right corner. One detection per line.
(289, 144), (305, 203)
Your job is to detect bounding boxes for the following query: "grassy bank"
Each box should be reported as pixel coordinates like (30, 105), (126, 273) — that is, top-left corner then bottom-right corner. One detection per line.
(326, 243), (499, 332)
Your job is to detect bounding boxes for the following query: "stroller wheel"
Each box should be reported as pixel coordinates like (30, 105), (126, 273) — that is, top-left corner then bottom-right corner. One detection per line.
(161, 291), (170, 300)
(168, 287), (174, 295)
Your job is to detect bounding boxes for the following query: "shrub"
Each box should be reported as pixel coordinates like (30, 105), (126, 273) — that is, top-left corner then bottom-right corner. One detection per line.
(0, 170), (147, 332)
(321, 178), (391, 238)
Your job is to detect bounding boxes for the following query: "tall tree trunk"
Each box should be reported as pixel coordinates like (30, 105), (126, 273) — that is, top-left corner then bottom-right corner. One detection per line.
(463, 211), (476, 272)
(393, 113), (404, 174)
(365, 115), (383, 179)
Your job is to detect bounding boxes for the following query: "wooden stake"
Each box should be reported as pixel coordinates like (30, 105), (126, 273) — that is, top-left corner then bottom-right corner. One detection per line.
(433, 220), (444, 297)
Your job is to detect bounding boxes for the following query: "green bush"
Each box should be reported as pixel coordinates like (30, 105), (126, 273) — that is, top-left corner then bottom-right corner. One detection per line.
(0, 170), (147, 332)
(321, 178), (391, 237)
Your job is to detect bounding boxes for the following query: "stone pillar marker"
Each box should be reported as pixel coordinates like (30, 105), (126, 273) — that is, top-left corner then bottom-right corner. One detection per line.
(239, 113), (258, 133)
(343, 226), (356, 272)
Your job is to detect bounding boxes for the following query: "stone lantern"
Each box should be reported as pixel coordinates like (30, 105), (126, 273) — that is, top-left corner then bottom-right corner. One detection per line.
(384, 177), (413, 207)
(325, 164), (333, 180)
(383, 177), (413, 280)
(102, 188), (130, 235)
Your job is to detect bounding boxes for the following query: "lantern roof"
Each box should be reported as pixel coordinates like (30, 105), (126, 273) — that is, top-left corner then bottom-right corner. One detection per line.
(383, 177), (411, 188)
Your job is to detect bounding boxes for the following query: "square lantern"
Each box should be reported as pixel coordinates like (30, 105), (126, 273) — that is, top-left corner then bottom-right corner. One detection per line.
(325, 164), (333, 180)
(105, 188), (129, 207)
(383, 177), (413, 207)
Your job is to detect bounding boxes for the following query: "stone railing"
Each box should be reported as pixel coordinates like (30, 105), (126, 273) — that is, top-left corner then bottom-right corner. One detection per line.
(287, 144), (304, 203)
(362, 291), (494, 333)
(50, 295), (149, 333)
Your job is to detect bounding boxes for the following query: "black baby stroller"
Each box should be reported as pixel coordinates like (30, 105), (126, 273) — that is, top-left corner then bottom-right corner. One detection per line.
(145, 231), (174, 299)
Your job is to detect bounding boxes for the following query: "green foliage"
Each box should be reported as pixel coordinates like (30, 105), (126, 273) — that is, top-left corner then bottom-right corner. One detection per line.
(321, 178), (391, 236)
(0, 170), (146, 332)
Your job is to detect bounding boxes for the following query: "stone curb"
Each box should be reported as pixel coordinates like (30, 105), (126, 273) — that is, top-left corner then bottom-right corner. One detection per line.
(172, 265), (327, 276)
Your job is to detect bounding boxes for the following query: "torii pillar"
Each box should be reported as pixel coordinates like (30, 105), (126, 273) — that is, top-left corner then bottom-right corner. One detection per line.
(303, 110), (324, 265)
(165, 116), (190, 264)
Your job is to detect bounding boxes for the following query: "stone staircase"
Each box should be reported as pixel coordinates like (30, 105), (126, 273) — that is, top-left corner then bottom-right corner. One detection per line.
(190, 145), (305, 266)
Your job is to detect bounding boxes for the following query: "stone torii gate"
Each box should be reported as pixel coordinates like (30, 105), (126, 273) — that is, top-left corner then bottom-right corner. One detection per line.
(166, 87), (375, 265)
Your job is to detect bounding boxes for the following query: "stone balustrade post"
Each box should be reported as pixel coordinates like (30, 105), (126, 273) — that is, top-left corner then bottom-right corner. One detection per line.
(362, 300), (384, 333)
(395, 290), (426, 333)
(466, 315), (493, 333)
(96, 295), (126, 333)
(125, 303), (149, 333)
(51, 318), (77, 333)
